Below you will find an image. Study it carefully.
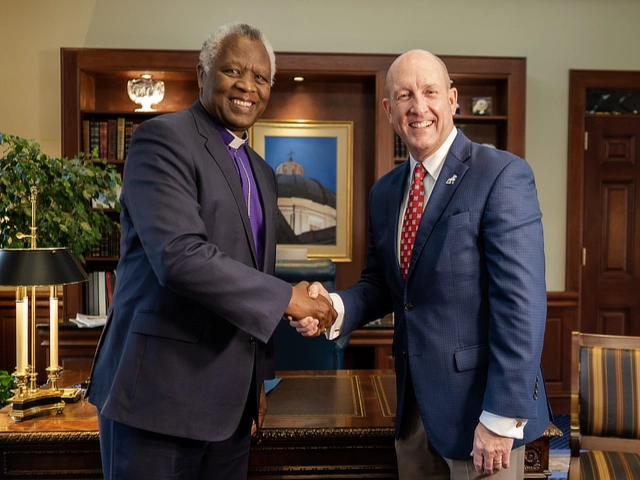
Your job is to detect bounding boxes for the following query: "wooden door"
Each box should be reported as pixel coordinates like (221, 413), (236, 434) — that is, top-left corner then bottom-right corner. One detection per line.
(582, 116), (640, 335)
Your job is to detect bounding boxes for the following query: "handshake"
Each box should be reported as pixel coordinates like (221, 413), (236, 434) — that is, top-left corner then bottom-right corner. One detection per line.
(284, 281), (336, 338)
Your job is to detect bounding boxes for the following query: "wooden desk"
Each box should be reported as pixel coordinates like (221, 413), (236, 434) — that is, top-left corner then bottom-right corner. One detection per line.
(0, 371), (101, 479)
(0, 370), (559, 479)
(250, 370), (397, 479)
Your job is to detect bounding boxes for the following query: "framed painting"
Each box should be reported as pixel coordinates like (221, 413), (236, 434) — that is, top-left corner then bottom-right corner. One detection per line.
(250, 120), (353, 262)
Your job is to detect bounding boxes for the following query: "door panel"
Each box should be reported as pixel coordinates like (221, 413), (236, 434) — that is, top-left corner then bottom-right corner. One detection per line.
(582, 116), (640, 335)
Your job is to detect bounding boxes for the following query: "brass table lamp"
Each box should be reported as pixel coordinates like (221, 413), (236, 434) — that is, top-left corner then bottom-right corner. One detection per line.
(0, 187), (88, 420)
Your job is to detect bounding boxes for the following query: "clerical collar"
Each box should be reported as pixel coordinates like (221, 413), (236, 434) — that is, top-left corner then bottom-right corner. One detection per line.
(214, 123), (248, 150)
(227, 133), (246, 149)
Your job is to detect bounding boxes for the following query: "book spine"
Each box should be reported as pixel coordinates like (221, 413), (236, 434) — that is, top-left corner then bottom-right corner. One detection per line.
(97, 271), (107, 316)
(107, 118), (117, 160)
(113, 227), (121, 257)
(93, 271), (100, 316)
(116, 117), (126, 160)
(124, 120), (133, 158)
(82, 120), (91, 156)
(86, 272), (95, 315)
(105, 271), (114, 308)
(99, 121), (108, 159)
(100, 227), (109, 256)
(90, 121), (100, 157)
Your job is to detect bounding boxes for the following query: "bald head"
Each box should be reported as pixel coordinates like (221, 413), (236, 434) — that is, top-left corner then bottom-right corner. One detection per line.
(385, 50), (451, 99)
(381, 49), (457, 161)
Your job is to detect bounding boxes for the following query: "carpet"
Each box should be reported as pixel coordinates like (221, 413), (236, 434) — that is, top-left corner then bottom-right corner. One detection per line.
(549, 414), (570, 480)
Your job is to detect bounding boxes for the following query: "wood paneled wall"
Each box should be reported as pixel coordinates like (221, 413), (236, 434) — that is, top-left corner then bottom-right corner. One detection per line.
(543, 292), (579, 413)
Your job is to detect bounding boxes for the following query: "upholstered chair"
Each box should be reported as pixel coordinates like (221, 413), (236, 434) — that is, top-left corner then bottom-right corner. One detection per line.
(568, 331), (640, 480)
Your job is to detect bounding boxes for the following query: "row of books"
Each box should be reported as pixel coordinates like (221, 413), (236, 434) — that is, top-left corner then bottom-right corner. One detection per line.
(394, 133), (409, 159)
(89, 227), (121, 259)
(82, 270), (116, 317)
(82, 118), (141, 160)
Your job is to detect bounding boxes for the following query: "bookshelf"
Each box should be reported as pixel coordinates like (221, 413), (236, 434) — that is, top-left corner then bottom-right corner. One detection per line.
(59, 48), (525, 318)
(60, 49), (199, 317)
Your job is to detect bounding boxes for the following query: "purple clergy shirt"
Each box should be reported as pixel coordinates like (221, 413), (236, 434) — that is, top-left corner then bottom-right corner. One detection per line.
(215, 124), (265, 270)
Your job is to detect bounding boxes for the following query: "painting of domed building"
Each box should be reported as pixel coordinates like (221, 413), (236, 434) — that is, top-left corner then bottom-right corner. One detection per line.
(252, 120), (352, 261)
(275, 152), (337, 245)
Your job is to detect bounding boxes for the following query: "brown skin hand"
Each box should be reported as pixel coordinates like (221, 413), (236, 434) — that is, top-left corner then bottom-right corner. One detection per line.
(285, 281), (337, 333)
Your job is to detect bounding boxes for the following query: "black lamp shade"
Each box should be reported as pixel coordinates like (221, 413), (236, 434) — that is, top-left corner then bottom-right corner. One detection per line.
(0, 248), (88, 286)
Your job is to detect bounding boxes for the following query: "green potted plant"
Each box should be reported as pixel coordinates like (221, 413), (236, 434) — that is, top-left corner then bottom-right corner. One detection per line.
(0, 133), (121, 261)
(0, 370), (16, 406)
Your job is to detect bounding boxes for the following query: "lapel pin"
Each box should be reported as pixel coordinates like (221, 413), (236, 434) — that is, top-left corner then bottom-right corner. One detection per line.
(445, 174), (458, 185)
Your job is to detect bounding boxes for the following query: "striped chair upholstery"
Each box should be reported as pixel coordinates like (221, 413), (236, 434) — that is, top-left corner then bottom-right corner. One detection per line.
(580, 346), (640, 438)
(569, 332), (640, 480)
(579, 451), (640, 479)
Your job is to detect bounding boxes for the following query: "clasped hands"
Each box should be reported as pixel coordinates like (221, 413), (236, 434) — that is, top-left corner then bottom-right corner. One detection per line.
(284, 281), (335, 337)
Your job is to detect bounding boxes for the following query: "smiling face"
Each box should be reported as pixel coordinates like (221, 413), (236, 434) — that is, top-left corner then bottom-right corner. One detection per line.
(382, 50), (457, 161)
(197, 35), (272, 136)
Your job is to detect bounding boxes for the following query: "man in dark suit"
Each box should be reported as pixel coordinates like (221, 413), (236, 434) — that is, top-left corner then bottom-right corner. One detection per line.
(296, 50), (550, 479)
(88, 23), (335, 480)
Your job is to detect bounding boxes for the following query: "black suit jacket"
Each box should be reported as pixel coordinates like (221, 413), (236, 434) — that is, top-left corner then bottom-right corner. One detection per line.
(88, 101), (292, 442)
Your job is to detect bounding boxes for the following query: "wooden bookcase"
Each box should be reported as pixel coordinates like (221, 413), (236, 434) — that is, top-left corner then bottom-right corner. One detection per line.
(59, 48), (525, 319)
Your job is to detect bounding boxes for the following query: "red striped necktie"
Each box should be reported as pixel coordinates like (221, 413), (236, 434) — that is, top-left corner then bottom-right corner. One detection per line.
(400, 164), (426, 280)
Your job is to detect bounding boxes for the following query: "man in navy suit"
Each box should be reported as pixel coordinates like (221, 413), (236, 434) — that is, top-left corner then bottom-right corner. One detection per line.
(88, 23), (336, 480)
(296, 50), (550, 479)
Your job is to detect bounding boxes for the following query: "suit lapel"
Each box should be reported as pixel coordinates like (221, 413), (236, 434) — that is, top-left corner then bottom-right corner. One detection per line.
(389, 161), (411, 284)
(407, 133), (471, 279)
(190, 102), (260, 267)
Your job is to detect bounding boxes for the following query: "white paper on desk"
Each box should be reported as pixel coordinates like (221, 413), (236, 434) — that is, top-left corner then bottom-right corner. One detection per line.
(72, 313), (107, 328)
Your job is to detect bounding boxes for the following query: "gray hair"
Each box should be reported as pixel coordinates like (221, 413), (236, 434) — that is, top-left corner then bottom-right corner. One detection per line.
(199, 22), (276, 86)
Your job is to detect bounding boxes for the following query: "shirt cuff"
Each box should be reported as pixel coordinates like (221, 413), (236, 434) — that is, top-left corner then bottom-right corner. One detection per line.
(325, 293), (345, 340)
(479, 411), (527, 439)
